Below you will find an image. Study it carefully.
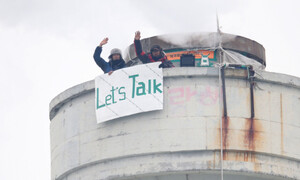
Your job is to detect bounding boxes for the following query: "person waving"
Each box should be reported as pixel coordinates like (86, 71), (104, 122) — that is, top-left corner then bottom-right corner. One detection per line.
(93, 37), (126, 75)
(134, 31), (174, 68)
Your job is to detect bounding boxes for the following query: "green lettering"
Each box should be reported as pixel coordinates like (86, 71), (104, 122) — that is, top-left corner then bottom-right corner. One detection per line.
(105, 94), (112, 105)
(119, 87), (126, 101)
(148, 79), (151, 94)
(110, 86), (118, 104)
(129, 74), (139, 98)
(96, 88), (105, 109)
(137, 82), (146, 96)
(153, 79), (162, 93)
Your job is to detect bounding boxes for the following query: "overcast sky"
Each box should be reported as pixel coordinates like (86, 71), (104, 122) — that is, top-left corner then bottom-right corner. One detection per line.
(0, 0), (299, 179)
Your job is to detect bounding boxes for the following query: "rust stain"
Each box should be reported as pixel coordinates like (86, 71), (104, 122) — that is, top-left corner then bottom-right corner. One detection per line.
(222, 116), (229, 149)
(223, 150), (229, 160)
(215, 115), (231, 160)
(244, 118), (263, 151)
(216, 150), (261, 172)
(216, 115), (263, 162)
(243, 78), (265, 152)
(245, 118), (255, 150)
(280, 93), (284, 154)
(222, 116), (230, 160)
(207, 160), (212, 169)
(234, 151), (256, 162)
(223, 151), (256, 162)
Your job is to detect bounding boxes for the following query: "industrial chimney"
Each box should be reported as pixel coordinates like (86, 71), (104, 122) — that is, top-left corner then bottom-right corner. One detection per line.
(49, 33), (300, 180)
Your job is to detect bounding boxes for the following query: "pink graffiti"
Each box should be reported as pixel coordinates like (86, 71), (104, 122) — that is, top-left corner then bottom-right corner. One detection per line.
(198, 86), (219, 105)
(168, 87), (196, 105)
(168, 86), (219, 106)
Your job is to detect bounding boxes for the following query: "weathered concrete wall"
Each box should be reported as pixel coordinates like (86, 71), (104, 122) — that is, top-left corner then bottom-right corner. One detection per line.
(50, 67), (300, 180)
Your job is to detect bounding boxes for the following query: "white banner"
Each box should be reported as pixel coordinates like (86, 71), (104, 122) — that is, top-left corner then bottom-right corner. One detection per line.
(95, 62), (163, 123)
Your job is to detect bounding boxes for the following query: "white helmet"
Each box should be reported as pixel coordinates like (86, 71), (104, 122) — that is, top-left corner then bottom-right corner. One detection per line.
(108, 48), (122, 59)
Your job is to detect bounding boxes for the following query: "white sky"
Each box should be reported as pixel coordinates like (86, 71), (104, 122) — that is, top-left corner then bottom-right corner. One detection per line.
(0, 0), (299, 179)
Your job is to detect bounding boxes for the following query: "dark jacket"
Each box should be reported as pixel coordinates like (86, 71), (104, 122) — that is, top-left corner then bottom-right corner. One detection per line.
(93, 46), (126, 73)
(134, 40), (174, 68)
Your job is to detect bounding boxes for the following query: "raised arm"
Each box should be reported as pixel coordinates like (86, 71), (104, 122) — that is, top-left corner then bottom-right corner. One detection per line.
(134, 31), (149, 64)
(93, 38), (112, 73)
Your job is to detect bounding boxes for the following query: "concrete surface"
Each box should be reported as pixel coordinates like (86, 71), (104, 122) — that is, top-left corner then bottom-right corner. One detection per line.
(50, 67), (300, 180)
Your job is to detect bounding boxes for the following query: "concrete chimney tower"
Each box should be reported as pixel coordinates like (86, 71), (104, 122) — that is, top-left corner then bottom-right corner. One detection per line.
(49, 33), (300, 180)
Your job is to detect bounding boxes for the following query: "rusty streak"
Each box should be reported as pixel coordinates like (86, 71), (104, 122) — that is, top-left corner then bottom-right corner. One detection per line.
(222, 116), (230, 160)
(222, 116), (229, 150)
(244, 117), (265, 151)
(245, 118), (255, 150)
(245, 67), (257, 151)
(220, 66), (229, 160)
(234, 151), (256, 162)
(280, 93), (284, 154)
